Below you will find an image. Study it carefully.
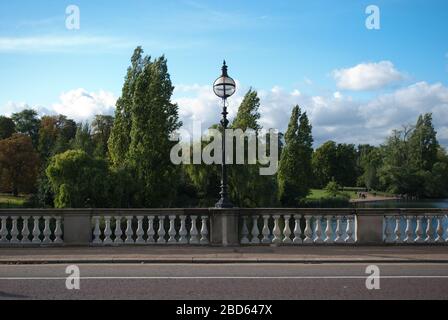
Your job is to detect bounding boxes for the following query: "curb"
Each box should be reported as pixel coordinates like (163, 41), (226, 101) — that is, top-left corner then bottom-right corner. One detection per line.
(1, 258), (448, 265)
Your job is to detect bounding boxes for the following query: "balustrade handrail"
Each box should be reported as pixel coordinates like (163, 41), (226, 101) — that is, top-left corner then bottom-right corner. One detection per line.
(1, 207), (447, 246)
(0, 207), (447, 217)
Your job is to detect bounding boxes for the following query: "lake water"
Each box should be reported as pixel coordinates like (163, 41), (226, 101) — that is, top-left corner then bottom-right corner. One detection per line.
(354, 199), (448, 209)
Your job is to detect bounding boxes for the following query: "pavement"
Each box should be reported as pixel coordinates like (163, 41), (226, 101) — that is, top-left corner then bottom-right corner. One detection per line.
(1, 263), (448, 299)
(1, 246), (448, 264)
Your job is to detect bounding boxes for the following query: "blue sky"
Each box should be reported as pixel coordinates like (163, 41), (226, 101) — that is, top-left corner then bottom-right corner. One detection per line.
(1, 0), (447, 146)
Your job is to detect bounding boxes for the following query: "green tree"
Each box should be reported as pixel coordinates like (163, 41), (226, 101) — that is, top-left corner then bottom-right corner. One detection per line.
(335, 143), (359, 187)
(108, 48), (182, 207)
(46, 150), (111, 208)
(108, 47), (146, 165)
(0, 116), (15, 140)
(37, 116), (59, 159)
(378, 114), (443, 198)
(91, 115), (114, 158)
(409, 113), (439, 171)
(71, 122), (95, 156)
(324, 179), (341, 197)
(11, 109), (41, 147)
(357, 144), (382, 190)
(0, 134), (40, 196)
(312, 141), (359, 188)
(277, 105), (313, 206)
(232, 89), (261, 131)
(228, 89), (277, 207)
(312, 141), (337, 188)
(38, 115), (77, 160)
(129, 55), (181, 206)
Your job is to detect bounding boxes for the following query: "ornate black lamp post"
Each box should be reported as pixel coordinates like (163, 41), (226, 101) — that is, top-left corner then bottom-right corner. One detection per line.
(213, 61), (236, 208)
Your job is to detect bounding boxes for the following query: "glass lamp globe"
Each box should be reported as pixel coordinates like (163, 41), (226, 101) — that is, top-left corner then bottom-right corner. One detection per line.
(213, 61), (236, 99)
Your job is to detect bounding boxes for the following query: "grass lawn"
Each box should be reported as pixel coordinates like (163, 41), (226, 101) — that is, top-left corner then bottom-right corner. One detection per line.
(0, 194), (28, 208)
(307, 189), (358, 200)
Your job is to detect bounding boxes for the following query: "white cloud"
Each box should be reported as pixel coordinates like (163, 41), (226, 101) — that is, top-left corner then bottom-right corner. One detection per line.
(173, 81), (448, 148)
(173, 82), (245, 133)
(2, 101), (31, 116)
(4, 81), (448, 148)
(332, 61), (404, 91)
(52, 89), (117, 121)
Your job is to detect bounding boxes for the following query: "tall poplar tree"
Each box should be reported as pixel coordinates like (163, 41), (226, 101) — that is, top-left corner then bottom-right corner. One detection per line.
(108, 47), (146, 165)
(229, 89), (277, 207)
(277, 105), (313, 206)
(108, 47), (181, 207)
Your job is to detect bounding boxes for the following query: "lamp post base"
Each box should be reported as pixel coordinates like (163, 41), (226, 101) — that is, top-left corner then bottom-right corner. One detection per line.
(215, 197), (234, 209)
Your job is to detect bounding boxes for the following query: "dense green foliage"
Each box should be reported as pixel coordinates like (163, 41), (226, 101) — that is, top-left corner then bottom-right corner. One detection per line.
(277, 106), (313, 206)
(228, 89), (278, 207)
(46, 150), (111, 208)
(0, 134), (39, 196)
(0, 116), (16, 140)
(11, 109), (41, 147)
(108, 47), (182, 207)
(377, 114), (448, 198)
(312, 141), (359, 188)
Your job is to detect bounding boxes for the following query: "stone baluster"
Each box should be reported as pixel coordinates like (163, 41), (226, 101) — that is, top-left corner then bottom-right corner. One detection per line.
(261, 215), (271, 244)
(32, 216), (42, 244)
(272, 215), (282, 244)
(92, 216), (101, 244)
(240, 216), (249, 244)
(103, 216), (113, 245)
(435, 216), (444, 243)
(404, 216), (414, 244)
(394, 216), (402, 243)
(445, 215), (448, 243)
(303, 215), (313, 244)
(20, 216), (30, 244)
(135, 216), (145, 244)
(283, 215), (292, 244)
(42, 216), (52, 244)
(324, 216), (333, 244)
(147, 216), (155, 243)
(114, 216), (123, 244)
(0, 216), (8, 243)
(425, 216), (434, 244)
(335, 216), (344, 244)
(250, 215), (260, 244)
(415, 216), (424, 243)
(178, 215), (188, 244)
(384, 216), (394, 243)
(125, 216), (134, 244)
(156, 216), (166, 244)
(200, 216), (209, 245)
(292, 214), (302, 244)
(345, 216), (355, 244)
(189, 216), (199, 244)
(168, 215), (177, 244)
(313, 216), (323, 244)
(53, 216), (63, 244)
(10, 216), (19, 244)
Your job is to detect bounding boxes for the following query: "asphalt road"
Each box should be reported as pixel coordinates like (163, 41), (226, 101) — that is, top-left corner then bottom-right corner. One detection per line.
(0, 263), (447, 300)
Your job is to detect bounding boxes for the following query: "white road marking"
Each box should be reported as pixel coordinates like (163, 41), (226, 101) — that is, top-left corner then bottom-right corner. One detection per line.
(1, 275), (448, 280)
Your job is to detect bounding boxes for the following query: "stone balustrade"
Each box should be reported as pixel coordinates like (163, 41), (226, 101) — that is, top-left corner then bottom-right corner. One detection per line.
(239, 213), (356, 245)
(91, 213), (210, 245)
(0, 208), (447, 247)
(0, 213), (63, 245)
(383, 213), (448, 244)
